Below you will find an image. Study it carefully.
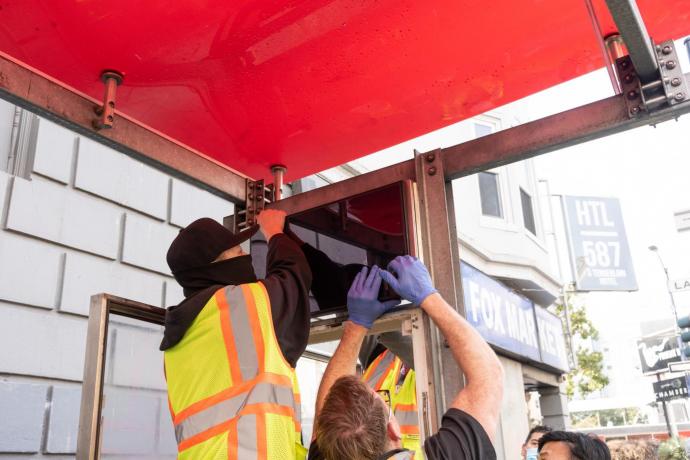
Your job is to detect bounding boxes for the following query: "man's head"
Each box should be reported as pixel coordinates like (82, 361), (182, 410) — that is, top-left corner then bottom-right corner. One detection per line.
(538, 431), (611, 460)
(166, 218), (258, 275)
(316, 375), (401, 460)
(522, 425), (552, 459)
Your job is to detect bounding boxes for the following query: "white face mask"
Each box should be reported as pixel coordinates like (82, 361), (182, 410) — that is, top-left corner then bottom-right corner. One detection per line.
(525, 447), (539, 460)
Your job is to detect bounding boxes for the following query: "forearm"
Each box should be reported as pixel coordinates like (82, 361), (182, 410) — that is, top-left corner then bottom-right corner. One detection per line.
(421, 293), (503, 437)
(314, 322), (367, 426)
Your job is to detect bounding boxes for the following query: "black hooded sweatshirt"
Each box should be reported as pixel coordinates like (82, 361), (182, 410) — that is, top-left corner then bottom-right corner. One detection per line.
(160, 234), (312, 368)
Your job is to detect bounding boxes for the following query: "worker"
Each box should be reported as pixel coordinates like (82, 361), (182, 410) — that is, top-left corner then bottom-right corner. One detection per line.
(160, 210), (312, 459)
(521, 425), (552, 460)
(538, 431), (611, 460)
(362, 348), (422, 458)
(309, 256), (504, 460)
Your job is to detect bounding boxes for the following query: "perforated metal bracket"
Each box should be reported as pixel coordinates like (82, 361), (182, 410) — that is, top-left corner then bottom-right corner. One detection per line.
(617, 40), (687, 118)
(232, 179), (271, 232)
(93, 71), (123, 130)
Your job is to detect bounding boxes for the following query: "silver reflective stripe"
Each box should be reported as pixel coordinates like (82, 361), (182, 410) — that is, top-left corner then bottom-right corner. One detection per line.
(394, 408), (419, 428)
(365, 352), (395, 387)
(224, 285), (259, 381)
(175, 382), (296, 443)
(293, 398), (301, 425)
(237, 414), (258, 459)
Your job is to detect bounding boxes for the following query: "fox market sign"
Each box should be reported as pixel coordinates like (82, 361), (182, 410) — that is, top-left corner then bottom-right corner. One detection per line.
(637, 335), (682, 374)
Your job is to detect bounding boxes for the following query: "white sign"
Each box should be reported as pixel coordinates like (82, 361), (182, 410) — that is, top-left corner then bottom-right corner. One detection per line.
(669, 278), (690, 292)
(669, 362), (690, 373)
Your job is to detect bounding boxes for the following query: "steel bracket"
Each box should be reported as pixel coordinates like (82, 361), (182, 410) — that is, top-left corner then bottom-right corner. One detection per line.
(617, 40), (688, 118)
(232, 179), (271, 232)
(93, 70), (123, 130)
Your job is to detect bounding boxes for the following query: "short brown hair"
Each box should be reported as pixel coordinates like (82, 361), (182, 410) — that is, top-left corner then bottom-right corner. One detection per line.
(316, 375), (388, 460)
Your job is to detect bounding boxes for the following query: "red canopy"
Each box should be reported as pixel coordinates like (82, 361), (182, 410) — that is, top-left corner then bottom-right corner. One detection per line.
(1, 1), (688, 181)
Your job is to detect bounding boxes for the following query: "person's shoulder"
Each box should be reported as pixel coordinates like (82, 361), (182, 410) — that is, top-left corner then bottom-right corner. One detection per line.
(423, 408), (496, 460)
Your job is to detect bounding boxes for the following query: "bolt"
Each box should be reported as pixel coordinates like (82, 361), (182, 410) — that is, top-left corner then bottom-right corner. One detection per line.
(662, 45), (672, 55)
(248, 193), (254, 200)
(247, 182), (254, 189)
(627, 90), (638, 100)
(247, 219), (255, 225)
(426, 153), (435, 162)
(428, 166), (437, 176)
(623, 74), (635, 84)
(675, 92), (686, 101)
(107, 115), (113, 122)
(631, 106), (641, 114)
(257, 194), (263, 200)
(666, 60), (677, 69)
(108, 101), (115, 108)
(671, 78), (682, 87)
(620, 60), (629, 69)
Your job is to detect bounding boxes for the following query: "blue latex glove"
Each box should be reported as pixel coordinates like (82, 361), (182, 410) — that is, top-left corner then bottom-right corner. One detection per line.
(378, 255), (437, 306)
(347, 266), (400, 329)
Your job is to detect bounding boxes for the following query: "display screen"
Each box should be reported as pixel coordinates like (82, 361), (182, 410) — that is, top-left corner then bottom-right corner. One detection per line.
(286, 182), (411, 317)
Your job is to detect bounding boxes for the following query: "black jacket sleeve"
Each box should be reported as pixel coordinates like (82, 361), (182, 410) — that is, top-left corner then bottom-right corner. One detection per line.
(260, 234), (313, 368)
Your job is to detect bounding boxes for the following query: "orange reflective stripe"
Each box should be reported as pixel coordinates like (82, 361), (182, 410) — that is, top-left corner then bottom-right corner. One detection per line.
(178, 418), (234, 452)
(395, 403), (416, 411)
(241, 284), (266, 375)
(241, 403), (296, 418)
(227, 419), (239, 460)
(216, 289), (243, 384)
(256, 412), (267, 460)
(399, 425), (420, 435)
(174, 372), (293, 424)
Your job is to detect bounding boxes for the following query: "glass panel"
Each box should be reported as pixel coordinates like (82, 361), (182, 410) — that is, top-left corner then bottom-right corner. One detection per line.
(100, 317), (177, 459)
(521, 188), (536, 235)
(479, 172), (502, 218)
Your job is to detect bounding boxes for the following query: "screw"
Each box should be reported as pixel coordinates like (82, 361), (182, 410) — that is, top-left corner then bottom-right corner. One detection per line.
(428, 166), (437, 176)
(666, 60), (677, 69)
(675, 92), (686, 101)
(623, 74), (635, 84)
(627, 90), (638, 100)
(621, 60), (629, 69)
(631, 106), (641, 114)
(671, 78), (682, 87)
(662, 45), (672, 55)
(426, 153), (435, 162)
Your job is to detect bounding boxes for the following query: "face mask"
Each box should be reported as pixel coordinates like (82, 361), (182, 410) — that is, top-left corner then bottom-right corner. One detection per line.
(526, 447), (539, 460)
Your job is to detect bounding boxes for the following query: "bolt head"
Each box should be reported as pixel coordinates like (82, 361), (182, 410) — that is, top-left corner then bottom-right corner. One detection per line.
(426, 153), (435, 163)
(620, 60), (629, 69)
(662, 45), (672, 55)
(631, 106), (641, 114)
(624, 74), (634, 83)
(675, 92), (686, 101)
(672, 77), (682, 87)
(666, 60), (677, 69)
(627, 90), (638, 100)
(257, 194), (264, 200)
(428, 166), (437, 176)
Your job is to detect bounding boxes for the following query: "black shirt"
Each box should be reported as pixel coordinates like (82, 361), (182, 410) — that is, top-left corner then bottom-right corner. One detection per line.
(308, 409), (495, 460)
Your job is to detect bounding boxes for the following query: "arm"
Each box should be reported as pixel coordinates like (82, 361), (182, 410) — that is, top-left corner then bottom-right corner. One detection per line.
(380, 256), (503, 441)
(257, 210), (313, 367)
(313, 266), (398, 439)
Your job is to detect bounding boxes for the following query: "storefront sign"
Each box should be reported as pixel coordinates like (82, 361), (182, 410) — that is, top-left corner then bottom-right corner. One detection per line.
(653, 376), (690, 403)
(637, 335), (682, 374)
(535, 307), (569, 371)
(461, 262), (569, 372)
(563, 196), (637, 291)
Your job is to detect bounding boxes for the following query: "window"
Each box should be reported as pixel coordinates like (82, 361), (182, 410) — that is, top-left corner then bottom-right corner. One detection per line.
(473, 122), (493, 138)
(0, 98), (37, 179)
(478, 171), (503, 217)
(521, 188), (537, 235)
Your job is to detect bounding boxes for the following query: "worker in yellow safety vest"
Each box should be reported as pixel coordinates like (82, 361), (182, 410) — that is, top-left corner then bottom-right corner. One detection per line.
(161, 210), (312, 459)
(363, 349), (422, 458)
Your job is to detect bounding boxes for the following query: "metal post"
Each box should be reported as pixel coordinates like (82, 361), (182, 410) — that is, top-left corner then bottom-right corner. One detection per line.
(584, 0), (622, 94)
(271, 165), (287, 201)
(414, 149), (466, 423)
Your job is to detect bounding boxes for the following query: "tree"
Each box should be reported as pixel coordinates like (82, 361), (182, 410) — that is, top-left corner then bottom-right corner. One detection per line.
(553, 293), (609, 399)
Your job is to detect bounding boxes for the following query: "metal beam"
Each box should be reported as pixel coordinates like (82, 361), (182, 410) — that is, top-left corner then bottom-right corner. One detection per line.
(442, 74), (690, 180)
(268, 159), (415, 215)
(604, 0), (658, 83)
(0, 54), (247, 202)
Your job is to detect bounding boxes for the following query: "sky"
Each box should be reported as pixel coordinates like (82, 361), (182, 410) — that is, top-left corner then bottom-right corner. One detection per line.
(347, 38), (690, 411)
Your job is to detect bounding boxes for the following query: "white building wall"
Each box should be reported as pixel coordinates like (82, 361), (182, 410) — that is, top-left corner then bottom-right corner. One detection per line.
(0, 103), (233, 458)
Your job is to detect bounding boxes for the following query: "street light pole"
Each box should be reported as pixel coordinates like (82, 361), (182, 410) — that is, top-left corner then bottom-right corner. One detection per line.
(649, 245), (680, 438)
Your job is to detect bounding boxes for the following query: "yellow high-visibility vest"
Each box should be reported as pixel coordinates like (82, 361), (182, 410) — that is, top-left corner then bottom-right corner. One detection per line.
(363, 350), (422, 458)
(164, 283), (306, 460)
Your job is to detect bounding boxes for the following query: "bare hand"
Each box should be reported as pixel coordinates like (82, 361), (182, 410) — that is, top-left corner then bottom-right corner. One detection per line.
(257, 209), (286, 241)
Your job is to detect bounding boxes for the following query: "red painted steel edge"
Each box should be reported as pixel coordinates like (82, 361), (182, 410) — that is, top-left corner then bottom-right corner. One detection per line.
(0, 1), (689, 181)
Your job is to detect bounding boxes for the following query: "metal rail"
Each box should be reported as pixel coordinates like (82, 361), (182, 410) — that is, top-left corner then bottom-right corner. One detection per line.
(0, 55), (248, 202)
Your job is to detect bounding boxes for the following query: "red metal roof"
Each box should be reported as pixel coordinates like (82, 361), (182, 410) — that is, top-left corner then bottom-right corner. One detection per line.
(1, 1), (688, 182)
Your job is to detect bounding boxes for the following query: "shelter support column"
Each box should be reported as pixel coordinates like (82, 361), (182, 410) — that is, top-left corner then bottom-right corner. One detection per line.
(540, 386), (570, 430)
(414, 150), (466, 424)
